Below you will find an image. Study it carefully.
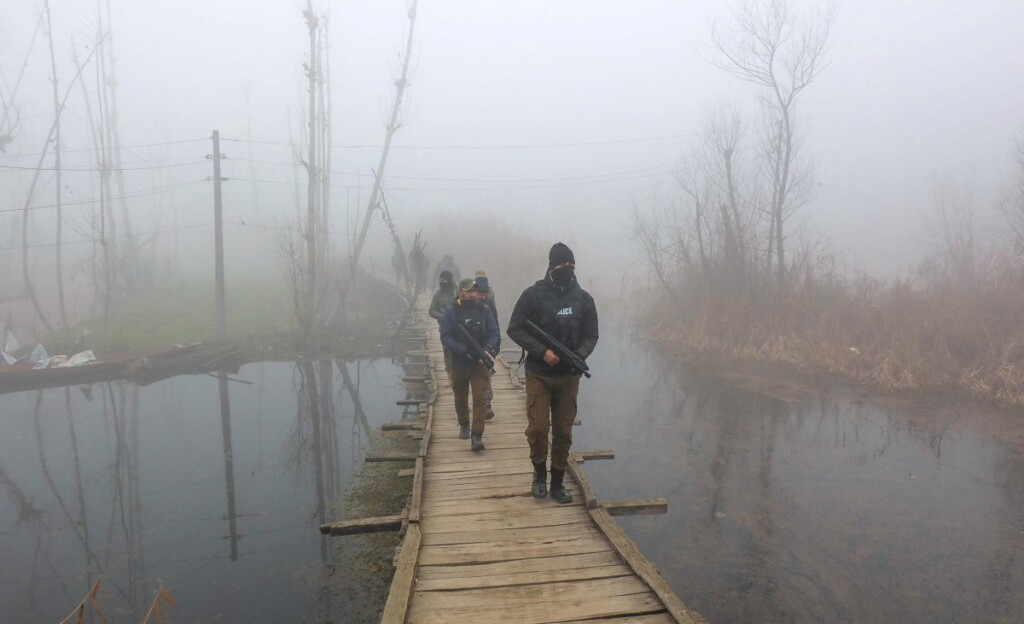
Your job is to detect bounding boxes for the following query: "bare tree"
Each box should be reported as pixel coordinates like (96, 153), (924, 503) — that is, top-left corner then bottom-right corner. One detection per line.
(349, 0), (419, 277)
(710, 0), (834, 288)
(43, 0), (69, 327)
(921, 176), (983, 287)
(19, 41), (100, 334)
(999, 132), (1024, 257)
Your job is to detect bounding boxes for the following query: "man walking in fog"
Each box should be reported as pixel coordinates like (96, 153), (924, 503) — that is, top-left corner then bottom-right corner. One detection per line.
(475, 270), (498, 420)
(440, 278), (500, 451)
(429, 270), (457, 380)
(507, 243), (598, 504)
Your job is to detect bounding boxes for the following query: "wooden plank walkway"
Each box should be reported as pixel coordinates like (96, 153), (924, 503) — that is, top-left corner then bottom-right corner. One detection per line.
(358, 296), (704, 624)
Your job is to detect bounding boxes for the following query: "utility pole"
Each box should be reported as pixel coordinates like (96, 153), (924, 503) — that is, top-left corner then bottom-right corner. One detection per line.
(211, 130), (226, 339)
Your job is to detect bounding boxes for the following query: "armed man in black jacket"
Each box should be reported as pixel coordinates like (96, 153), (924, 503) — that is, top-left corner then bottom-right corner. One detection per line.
(507, 242), (599, 503)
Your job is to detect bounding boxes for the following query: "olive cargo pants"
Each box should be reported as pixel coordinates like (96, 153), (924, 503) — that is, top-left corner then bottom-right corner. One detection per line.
(525, 370), (581, 471)
(450, 363), (490, 435)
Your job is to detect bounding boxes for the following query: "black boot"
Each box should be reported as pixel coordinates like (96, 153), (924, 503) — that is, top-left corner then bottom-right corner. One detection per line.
(458, 422), (470, 439)
(471, 432), (485, 452)
(549, 468), (573, 504)
(531, 462), (547, 498)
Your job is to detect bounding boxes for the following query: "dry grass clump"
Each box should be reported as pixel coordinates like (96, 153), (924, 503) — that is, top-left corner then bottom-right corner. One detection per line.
(648, 258), (1024, 407)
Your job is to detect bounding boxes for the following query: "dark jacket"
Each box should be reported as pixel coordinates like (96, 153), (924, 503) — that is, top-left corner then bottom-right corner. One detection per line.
(440, 299), (500, 367)
(428, 286), (457, 321)
(507, 274), (598, 376)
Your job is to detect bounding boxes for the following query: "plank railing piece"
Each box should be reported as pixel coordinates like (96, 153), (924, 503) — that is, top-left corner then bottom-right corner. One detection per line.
(402, 376), (429, 383)
(380, 523), (422, 624)
(319, 514), (403, 536)
(365, 453), (418, 462)
(589, 508), (706, 624)
(396, 399), (427, 406)
(408, 432), (424, 440)
(409, 457), (424, 522)
(397, 468), (415, 478)
(567, 457), (599, 510)
(418, 430), (431, 458)
(603, 498), (668, 516)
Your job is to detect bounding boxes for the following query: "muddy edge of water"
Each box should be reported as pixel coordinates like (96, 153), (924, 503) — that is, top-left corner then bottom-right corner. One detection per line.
(319, 406), (416, 623)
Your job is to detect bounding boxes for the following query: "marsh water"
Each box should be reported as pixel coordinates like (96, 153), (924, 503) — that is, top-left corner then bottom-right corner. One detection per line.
(575, 321), (1024, 624)
(0, 359), (408, 623)
(2, 323), (1023, 623)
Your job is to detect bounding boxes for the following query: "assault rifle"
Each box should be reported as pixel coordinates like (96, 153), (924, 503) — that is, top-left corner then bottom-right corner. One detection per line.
(525, 319), (592, 378)
(456, 323), (495, 372)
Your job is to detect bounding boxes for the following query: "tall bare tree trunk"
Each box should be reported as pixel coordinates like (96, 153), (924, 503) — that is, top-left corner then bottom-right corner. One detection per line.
(44, 0), (68, 327)
(349, 0), (419, 275)
(302, 2), (320, 337)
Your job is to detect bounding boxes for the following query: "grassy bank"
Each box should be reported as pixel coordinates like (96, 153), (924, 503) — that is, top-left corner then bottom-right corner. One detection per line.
(42, 275), (402, 359)
(646, 262), (1024, 407)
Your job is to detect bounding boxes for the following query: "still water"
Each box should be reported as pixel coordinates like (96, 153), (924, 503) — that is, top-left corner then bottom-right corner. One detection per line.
(576, 321), (1024, 624)
(0, 359), (405, 623)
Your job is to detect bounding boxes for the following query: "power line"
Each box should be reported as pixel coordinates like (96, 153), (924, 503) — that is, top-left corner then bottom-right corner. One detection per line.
(0, 179), (207, 214)
(0, 159), (208, 173)
(229, 156), (684, 184)
(221, 131), (700, 151)
(228, 168), (676, 192)
(0, 222), (213, 252)
(5, 137), (208, 158)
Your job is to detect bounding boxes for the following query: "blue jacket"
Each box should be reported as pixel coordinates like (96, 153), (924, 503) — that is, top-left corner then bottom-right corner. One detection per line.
(440, 299), (500, 364)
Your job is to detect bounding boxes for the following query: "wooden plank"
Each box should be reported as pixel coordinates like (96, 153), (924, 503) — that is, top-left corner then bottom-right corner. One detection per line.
(366, 453), (418, 462)
(414, 564), (632, 591)
(411, 575), (650, 609)
(382, 421), (424, 431)
(417, 551), (623, 580)
(397, 468), (415, 478)
(604, 498), (668, 516)
(418, 429), (431, 458)
(419, 522), (601, 546)
(589, 508), (705, 624)
(571, 449), (616, 462)
(396, 399), (426, 406)
(567, 457), (599, 510)
(419, 510), (587, 534)
(417, 534), (612, 566)
(319, 514), (403, 536)
(407, 591), (664, 624)
(380, 523), (421, 624)
(546, 615), (677, 624)
(409, 457), (424, 523)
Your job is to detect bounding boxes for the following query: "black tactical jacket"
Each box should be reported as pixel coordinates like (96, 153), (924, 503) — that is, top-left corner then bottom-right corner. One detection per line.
(506, 275), (598, 376)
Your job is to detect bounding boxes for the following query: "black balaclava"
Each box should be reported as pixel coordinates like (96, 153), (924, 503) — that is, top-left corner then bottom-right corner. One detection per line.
(439, 270), (454, 291)
(548, 242), (575, 288)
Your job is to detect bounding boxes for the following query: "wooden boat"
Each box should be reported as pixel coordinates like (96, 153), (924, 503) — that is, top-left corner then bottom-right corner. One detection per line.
(0, 343), (237, 395)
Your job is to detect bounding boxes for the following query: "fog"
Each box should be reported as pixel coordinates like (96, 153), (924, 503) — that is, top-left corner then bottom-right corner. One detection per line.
(3, 0), (1023, 303)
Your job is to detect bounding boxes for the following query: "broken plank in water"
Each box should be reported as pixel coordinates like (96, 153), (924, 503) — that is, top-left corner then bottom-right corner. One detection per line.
(366, 453), (418, 462)
(571, 449), (615, 463)
(603, 498), (668, 516)
(320, 514), (404, 536)
(382, 421), (424, 431)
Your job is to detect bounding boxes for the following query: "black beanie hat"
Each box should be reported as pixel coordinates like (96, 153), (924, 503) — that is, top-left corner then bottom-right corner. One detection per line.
(439, 270), (453, 281)
(548, 242), (575, 269)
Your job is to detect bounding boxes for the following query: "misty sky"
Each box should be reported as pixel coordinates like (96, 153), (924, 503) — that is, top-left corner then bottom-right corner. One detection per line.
(3, 0), (1023, 284)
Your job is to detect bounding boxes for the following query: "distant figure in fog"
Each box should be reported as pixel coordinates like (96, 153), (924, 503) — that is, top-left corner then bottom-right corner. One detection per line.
(507, 242), (599, 504)
(474, 270), (499, 420)
(429, 270), (457, 379)
(434, 254), (461, 286)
